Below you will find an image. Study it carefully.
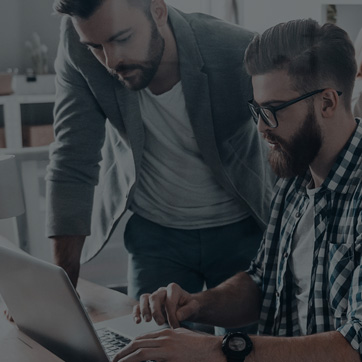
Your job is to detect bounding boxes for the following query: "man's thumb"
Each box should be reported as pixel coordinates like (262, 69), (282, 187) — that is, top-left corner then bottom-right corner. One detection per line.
(176, 300), (199, 321)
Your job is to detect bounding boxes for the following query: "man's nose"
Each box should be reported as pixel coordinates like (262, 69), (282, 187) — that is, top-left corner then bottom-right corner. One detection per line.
(257, 115), (269, 133)
(103, 45), (123, 70)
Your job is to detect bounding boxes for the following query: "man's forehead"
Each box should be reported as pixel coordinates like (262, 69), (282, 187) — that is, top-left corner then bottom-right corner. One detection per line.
(71, 0), (144, 43)
(252, 71), (297, 103)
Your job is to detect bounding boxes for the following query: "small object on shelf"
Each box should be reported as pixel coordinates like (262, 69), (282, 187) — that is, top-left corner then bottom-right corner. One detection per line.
(26, 68), (37, 83)
(0, 73), (14, 95)
(13, 74), (55, 95)
(0, 128), (6, 148)
(22, 124), (54, 147)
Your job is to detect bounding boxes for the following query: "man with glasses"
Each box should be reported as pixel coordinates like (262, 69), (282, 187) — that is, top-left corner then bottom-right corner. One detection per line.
(112, 19), (362, 362)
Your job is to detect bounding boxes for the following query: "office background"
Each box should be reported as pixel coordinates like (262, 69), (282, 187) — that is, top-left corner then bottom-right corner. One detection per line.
(0, 0), (361, 289)
(1, 0), (362, 74)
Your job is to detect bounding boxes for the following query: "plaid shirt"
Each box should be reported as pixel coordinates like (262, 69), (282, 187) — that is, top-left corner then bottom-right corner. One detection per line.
(247, 119), (362, 356)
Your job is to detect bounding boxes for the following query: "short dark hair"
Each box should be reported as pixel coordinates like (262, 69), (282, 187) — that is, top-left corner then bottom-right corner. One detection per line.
(53, 0), (151, 19)
(244, 19), (357, 109)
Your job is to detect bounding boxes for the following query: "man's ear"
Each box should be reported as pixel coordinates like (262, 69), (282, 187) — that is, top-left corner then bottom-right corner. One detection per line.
(150, 0), (168, 27)
(321, 88), (339, 118)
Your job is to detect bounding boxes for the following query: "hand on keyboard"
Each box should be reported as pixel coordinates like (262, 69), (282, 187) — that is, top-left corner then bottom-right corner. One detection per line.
(111, 328), (224, 362)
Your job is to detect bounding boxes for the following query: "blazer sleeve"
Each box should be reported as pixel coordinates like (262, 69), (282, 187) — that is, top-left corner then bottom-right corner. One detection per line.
(46, 17), (107, 237)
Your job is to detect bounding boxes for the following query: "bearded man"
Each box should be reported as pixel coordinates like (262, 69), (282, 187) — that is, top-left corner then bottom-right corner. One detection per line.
(118, 18), (362, 362)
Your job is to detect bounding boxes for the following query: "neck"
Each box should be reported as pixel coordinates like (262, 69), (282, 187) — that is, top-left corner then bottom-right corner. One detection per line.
(309, 114), (357, 188)
(148, 23), (180, 95)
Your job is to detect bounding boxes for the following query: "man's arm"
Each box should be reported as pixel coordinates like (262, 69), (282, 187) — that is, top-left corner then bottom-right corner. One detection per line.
(192, 271), (262, 328)
(113, 327), (359, 362)
(52, 235), (85, 288)
(247, 331), (360, 362)
(135, 271), (262, 328)
(46, 16), (107, 245)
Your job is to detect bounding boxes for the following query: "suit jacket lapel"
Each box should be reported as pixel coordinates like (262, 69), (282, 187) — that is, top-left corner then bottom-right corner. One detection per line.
(113, 81), (144, 178)
(169, 8), (225, 179)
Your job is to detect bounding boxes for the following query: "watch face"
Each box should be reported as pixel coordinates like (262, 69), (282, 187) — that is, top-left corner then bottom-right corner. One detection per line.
(222, 332), (253, 360)
(229, 336), (246, 352)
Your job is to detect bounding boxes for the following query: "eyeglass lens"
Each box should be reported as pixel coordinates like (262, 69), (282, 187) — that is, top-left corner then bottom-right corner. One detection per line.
(249, 104), (277, 128)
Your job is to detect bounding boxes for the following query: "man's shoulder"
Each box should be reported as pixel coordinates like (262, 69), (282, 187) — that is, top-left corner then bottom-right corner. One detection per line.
(57, 15), (93, 67)
(59, 15), (76, 39)
(58, 15), (83, 52)
(170, 8), (254, 53)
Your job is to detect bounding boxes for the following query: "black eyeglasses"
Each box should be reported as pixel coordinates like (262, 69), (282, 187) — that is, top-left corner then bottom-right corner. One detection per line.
(248, 88), (342, 128)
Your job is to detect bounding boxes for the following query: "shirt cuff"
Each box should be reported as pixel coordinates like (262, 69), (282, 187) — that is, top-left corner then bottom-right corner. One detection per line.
(337, 319), (362, 357)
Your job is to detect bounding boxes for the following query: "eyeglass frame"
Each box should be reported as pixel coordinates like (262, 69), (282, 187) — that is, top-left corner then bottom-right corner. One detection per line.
(248, 88), (343, 128)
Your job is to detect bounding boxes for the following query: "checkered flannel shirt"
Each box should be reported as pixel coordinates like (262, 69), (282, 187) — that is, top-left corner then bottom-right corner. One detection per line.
(247, 119), (362, 356)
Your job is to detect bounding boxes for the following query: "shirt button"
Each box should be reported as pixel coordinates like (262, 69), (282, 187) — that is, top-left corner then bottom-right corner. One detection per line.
(295, 212), (301, 218)
(276, 291), (280, 298)
(283, 252), (288, 258)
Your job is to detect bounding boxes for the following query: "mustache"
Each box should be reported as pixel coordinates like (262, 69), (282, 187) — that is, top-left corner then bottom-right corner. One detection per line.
(263, 132), (282, 144)
(114, 64), (143, 72)
(107, 63), (145, 78)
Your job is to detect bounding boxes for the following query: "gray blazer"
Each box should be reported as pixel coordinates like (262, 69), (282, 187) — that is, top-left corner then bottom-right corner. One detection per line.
(46, 7), (275, 263)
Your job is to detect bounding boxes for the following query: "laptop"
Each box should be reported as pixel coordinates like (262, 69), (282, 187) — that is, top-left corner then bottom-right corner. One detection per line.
(0, 244), (167, 362)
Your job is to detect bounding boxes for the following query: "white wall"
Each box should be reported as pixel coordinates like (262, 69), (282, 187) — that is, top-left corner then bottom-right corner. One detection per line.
(2, 0), (362, 74)
(243, 0), (362, 37)
(17, 0), (61, 74)
(0, 0), (22, 73)
(166, 0), (244, 24)
(334, 5), (362, 43)
(1, 0), (60, 73)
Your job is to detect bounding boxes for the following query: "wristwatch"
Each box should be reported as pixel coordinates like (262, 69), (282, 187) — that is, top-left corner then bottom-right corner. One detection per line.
(222, 332), (253, 362)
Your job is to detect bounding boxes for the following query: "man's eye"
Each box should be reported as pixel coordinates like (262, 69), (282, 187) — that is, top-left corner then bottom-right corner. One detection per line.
(116, 35), (131, 43)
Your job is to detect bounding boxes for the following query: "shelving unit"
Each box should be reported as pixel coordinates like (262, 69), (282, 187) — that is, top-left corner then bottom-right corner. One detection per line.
(0, 74), (55, 149)
(0, 93), (55, 148)
(0, 75), (55, 258)
(0, 74), (128, 289)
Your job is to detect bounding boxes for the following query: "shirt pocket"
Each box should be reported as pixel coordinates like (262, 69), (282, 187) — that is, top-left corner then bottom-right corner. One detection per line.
(328, 242), (354, 317)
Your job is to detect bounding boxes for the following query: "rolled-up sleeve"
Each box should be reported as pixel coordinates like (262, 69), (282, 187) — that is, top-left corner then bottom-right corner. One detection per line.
(246, 235), (266, 289)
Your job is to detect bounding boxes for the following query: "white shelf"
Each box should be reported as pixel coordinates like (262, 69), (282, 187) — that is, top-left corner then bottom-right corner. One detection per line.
(0, 75), (55, 148)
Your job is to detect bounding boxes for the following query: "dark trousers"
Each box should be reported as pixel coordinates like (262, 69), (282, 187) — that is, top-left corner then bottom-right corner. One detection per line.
(124, 213), (263, 333)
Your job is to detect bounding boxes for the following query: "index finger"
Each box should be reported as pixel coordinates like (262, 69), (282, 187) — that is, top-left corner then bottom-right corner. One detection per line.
(148, 288), (168, 325)
(164, 284), (184, 328)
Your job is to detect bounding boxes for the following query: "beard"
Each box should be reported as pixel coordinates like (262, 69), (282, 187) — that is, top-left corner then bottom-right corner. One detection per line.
(108, 19), (165, 91)
(266, 108), (322, 178)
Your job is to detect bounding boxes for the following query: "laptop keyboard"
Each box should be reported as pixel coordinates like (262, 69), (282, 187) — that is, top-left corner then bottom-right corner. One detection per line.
(97, 327), (155, 362)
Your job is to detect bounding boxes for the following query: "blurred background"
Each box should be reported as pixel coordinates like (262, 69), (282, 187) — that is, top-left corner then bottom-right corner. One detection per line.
(0, 0), (361, 291)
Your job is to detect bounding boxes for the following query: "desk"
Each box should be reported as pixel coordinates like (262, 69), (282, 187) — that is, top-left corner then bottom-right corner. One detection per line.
(0, 277), (136, 361)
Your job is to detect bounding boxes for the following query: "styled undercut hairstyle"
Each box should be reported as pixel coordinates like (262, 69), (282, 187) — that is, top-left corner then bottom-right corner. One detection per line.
(244, 19), (357, 109)
(53, 0), (151, 19)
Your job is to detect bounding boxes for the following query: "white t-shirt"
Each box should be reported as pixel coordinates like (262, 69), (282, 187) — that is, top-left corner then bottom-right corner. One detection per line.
(289, 186), (319, 335)
(130, 81), (248, 229)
